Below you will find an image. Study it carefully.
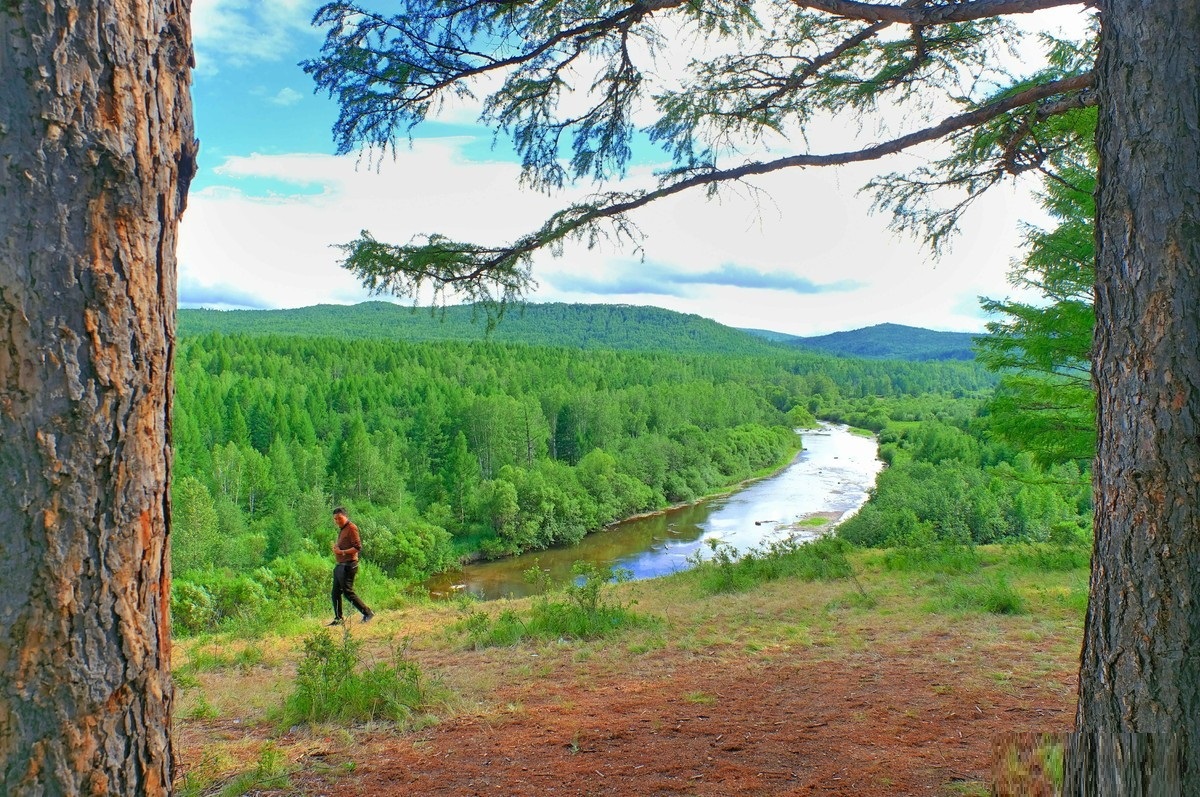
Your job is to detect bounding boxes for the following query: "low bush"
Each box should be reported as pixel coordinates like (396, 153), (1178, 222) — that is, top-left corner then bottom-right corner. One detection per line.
(1010, 542), (1091, 572)
(279, 629), (439, 727)
(455, 562), (647, 648)
(692, 535), (856, 596)
(882, 541), (981, 575)
(930, 575), (1026, 615)
(172, 580), (216, 636)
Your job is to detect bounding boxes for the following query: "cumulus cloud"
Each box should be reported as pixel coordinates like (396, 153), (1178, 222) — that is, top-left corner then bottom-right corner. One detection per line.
(549, 262), (860, 297)
(548, 270), (689, 298)
(178, 135), (1036, 335)
(192, 0), (321, 72)
(179, 276), (274, 310)
(269, 87), (305, 106)
(673, 263), (861, 294)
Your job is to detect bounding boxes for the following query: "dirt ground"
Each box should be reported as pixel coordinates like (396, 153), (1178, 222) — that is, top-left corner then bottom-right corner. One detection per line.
(178, 569), (1080, 796)
(368, 651), (1068, 795)
(191, 642), (1073, 794)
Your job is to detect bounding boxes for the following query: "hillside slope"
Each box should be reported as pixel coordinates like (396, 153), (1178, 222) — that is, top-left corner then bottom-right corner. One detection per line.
(181, 302), (984, 361)
(179, 301), (787, 356)
(783, 323), (979, 361)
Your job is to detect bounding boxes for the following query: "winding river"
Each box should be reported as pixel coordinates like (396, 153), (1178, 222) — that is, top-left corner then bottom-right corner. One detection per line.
(424, 423), (884, 600)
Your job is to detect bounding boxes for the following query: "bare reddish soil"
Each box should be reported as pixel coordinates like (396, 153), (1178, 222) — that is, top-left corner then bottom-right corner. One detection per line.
(269, 645), (1068, 794)
(178, 575), (1079, 796)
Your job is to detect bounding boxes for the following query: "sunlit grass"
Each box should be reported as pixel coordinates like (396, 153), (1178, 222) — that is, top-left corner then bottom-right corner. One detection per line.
(174, 543), (1087, 793)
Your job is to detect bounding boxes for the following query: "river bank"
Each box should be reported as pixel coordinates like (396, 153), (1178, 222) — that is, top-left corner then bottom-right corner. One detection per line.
(454, 437), (811, 568)
(426, 423), (884, 600)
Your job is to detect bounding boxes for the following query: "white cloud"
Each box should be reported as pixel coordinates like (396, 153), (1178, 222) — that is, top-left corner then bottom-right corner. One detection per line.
(268, 87), (305, 106)
(192, 0), (320, 73)
(178, 134), (1043, 335)
(181, 0), (1086, 333)
(179, 140), (563, 310)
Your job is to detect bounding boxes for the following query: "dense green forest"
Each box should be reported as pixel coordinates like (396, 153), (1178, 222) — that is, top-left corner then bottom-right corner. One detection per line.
(179, 302), (783, 356)
(784, 323), (979, 361)
(169, 323), (997, 636)
(180, 302), (981, 361)
(832, 394), (1092, 551)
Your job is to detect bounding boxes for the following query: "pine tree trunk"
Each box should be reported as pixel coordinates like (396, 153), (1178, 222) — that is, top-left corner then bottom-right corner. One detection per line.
(0, 2), (195, 795)
(1069, 0), (1200, 790)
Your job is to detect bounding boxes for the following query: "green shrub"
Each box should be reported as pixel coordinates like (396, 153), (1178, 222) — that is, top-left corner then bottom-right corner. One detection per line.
(172, 580), (216, 637)
(1010, 542), (1091, 572)
(882, 541), (981, 575)
(459, 607), (528, 648)
(693, 541), (757, 594)
(931, 576), (1026, 615)
(693, 535), (856, 595)
(454, 562), (646, 648)
(279, 629), (437, 726)
(526, 562), (640, 638)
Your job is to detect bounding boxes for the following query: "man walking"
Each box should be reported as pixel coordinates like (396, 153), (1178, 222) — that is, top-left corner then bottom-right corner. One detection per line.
(330, 507), (374, 625)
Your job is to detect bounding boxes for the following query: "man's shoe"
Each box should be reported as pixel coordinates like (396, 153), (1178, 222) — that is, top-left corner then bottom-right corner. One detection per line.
(328, 619), (343, 626)
(362, 612), (375, 624)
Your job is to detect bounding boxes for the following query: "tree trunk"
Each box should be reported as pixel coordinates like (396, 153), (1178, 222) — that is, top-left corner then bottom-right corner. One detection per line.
(0, 2), (195, 795)
(1064, 734), (1187, 795)
(1069, 0), (1200, 790)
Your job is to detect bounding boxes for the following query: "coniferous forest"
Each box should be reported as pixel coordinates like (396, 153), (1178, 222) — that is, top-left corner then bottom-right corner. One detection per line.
(169, 311), (1008, 635)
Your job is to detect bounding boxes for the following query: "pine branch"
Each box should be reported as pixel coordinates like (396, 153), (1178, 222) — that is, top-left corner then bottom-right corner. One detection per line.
(339, 72), (1095, 300)
(792, 0), (1088, 25)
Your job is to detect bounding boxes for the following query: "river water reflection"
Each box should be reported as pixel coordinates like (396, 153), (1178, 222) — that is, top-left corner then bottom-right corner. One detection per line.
(424, 423), (884, 600)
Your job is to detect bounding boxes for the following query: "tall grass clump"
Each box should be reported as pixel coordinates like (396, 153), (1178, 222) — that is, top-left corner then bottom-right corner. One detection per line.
(176, 743), (291, 797)
(930, 575), (1026, 615)
(692, 535), (856, 595)
(1010, 524), (1092, 573)
(882, 539), (981, 575)
(456, 562), (648, 649)
(279, 629), (438, 727)
(1010, 542), (1091, 573)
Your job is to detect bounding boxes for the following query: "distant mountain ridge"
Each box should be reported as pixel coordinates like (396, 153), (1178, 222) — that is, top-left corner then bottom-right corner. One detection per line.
(178, 302), (783, 357)
(768, 323), (979, 361)
(179, 302), (978, 361)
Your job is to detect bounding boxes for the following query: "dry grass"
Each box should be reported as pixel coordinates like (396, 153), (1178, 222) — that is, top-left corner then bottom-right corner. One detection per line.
(173, 545), (1085, 795)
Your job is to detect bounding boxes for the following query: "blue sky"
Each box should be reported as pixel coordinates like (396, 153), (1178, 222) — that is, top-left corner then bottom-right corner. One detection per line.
(181, 1), (1091, 335)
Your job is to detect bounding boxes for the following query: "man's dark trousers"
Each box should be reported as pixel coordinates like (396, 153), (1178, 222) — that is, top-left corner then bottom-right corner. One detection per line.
(332, 562), (370, 620)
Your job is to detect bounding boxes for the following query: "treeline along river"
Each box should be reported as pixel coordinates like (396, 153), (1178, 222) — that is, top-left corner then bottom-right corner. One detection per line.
(167, 326), (993, 636)
(425, 423), (884, 599)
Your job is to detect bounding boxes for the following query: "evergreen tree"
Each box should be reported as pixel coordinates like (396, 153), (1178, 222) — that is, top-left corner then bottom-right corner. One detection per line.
(443, 431), (481, 527)
(267, 437), (301, 514)
(978, 156), (1096, 467)
(328, 414), (373, 502)
(171, 477), (222, 575)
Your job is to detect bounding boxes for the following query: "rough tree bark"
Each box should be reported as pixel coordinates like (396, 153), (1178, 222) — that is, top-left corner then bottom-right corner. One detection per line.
(0, 2), (195, 795)
(1068, 0), (1200, 791)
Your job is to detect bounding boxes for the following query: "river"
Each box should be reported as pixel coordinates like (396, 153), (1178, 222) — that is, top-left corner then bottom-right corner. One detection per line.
(424, 423), (884, 600)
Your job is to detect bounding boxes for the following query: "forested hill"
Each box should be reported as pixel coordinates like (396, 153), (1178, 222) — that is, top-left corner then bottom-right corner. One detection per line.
(776, 323), (979, 361)
(179, 302), (785, 356)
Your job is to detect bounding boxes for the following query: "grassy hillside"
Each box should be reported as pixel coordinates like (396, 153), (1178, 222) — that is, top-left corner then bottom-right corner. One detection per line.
(784, 323), (979, 361)
(173, 542), (1083, 796)
(179, 301), (788, 356)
